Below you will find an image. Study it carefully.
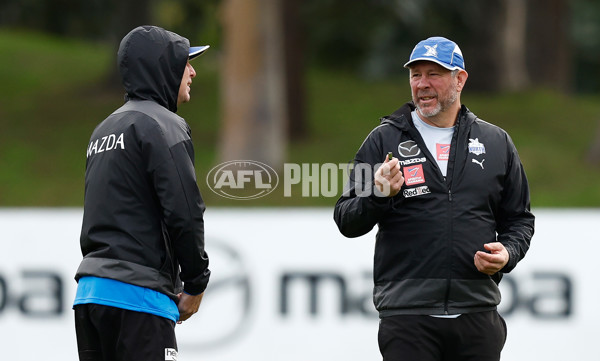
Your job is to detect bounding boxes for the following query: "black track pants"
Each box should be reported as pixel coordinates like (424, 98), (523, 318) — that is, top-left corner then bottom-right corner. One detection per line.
(74, 304), (178, 361)
(378, 311), (507, 361)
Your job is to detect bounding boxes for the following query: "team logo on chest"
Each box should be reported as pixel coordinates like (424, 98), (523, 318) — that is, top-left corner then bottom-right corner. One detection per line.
(468, 138), (486, 156)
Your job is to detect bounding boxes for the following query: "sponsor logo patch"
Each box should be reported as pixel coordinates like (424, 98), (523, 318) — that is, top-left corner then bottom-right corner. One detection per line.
(403, 164), (425, 186)
(472, 158), (485, 169)
(398, 140), (421, 158)
(399, 157), (426, 166)
(403, 185), (431, 198)
(436, 143), (450, 161)
(165, 348), (178, 361)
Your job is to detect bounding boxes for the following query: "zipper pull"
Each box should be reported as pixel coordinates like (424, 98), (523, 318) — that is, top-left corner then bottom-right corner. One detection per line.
(448, 189), (452, 201)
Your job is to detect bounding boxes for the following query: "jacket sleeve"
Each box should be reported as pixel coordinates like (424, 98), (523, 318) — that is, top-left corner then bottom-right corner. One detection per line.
(496, 134), (535, 273)
(334, 127), (393, 238)
(148, 124), (210, 295)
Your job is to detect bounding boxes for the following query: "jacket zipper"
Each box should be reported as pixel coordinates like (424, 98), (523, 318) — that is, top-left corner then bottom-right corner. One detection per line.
(443, 113), (461, 315)
(444, 187), (453, 314)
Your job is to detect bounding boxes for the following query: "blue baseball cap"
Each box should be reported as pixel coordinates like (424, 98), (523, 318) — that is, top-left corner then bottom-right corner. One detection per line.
(404, 37), (465, 71)
(189, 45), (210, 60)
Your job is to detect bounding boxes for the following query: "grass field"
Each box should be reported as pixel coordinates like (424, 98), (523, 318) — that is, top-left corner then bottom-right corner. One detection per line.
(1, 29), (600, 207)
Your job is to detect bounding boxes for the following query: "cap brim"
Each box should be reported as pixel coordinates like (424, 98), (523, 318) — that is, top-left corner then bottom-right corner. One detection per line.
(189, 45), (210, 60)
(404, 58), (461, 71)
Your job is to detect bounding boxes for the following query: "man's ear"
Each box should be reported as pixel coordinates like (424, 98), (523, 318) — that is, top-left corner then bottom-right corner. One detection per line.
(456, 70), (468, 92)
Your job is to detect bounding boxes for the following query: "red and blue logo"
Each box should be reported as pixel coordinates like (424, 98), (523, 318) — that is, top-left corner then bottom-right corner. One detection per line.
(436, 143), (450, 161)
(404, 164), (425, 185)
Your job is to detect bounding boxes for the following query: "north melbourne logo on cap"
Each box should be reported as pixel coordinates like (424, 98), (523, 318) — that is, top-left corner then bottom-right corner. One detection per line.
(423, 45), (438, 58)
(404, 36), (465, 71)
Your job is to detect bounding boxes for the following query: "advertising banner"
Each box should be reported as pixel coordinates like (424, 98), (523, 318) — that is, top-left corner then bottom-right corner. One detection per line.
(0, 208), (596, 360)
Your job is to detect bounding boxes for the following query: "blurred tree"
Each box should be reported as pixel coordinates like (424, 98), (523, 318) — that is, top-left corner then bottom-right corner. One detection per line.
(459, 0), (567, 92)
(571, 0), (600, 163)
(103, 0), (154, 88)
(154, 0), (220, 46)
(452, 0), (504, 92)
(299, 0), (398, 73)
(571, 0), (600, 92)
(526, 0), (571, 92)
(0, 0), (594, 94)
(282, 0), (307, 141)
(219, 0), (288, 167)
(0, 0), (223, 87)
(0, 0), (152, 41)
(588, 124), (600, 166)
(298, 0), (573, 93)
(499, 0), (530, 91)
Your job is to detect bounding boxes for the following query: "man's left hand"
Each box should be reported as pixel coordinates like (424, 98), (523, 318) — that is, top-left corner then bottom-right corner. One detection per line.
(177, 292), (204, 323)
(474, 242), (509, 275)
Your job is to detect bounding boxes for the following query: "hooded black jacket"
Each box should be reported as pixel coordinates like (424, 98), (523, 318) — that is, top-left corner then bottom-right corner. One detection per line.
(334, 103), (534, 317)
(75, 26), (210, 301)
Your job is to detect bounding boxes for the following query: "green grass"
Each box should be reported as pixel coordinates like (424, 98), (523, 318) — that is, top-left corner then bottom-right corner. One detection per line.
(1, 29), (599, 207)
(0, 31), (112, 205)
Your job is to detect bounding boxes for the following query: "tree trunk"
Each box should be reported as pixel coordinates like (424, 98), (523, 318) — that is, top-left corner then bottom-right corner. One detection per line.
(461, 0), (504, 92)
(219, 0), (287, 168)
(464, 0), (571, 93)
(282, 0), (307, 141)
(526, 0), (571, 91)
(500, 0), (530, 91)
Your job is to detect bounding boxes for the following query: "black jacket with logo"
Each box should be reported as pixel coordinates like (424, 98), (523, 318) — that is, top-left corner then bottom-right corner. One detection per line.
(75, 26), (210, 301)
(334, 103), (534, 317)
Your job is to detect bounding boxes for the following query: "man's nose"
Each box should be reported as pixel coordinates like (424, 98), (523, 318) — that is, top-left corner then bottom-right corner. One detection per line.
(417, 76), (430, 88)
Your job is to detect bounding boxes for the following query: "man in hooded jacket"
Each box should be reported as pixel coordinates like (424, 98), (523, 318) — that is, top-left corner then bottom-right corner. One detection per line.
(73, 26), (210, 361)
(334, 37), (534, 360)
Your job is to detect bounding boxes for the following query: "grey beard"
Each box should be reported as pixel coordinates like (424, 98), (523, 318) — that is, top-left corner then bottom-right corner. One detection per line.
(414, 89), (458, 118)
